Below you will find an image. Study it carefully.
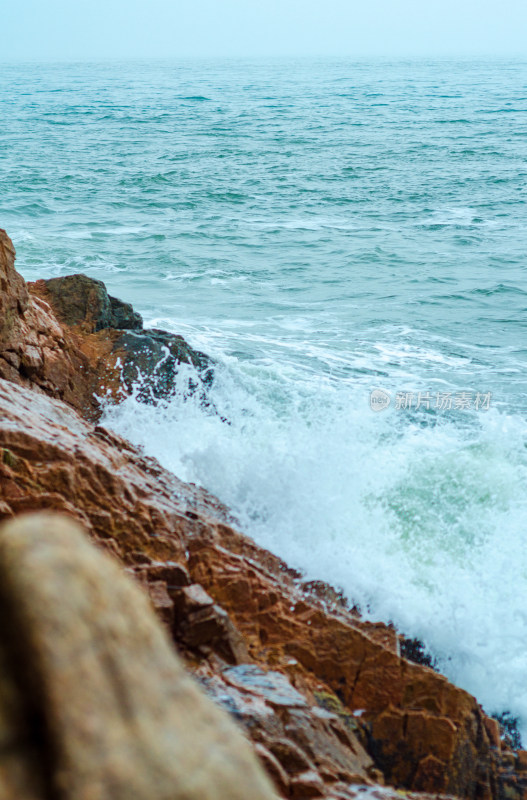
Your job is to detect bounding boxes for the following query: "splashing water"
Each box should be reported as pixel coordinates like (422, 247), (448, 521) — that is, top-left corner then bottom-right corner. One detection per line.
(102, 356), (527, 740)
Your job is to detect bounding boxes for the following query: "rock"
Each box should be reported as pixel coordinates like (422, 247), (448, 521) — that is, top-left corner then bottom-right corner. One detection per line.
(173, 583), (215, 613)
(290, 769), (325, 798)
(42, 273), (143, 332)
(111, 328), (213, 403)
(517, 751), (527, 772)
(202, 670), (375, 794)
(266, 738), (314, 774)
(0, 512), (277, 800)
(109, 294), (144, 330)
(223, 665), (308, 708)
(185, 532), (502, 799)
(136, 560), (192, 588)
(32, 272), (213, 405)
(147, 580), (175, 626)
(0, 230), (29, 339)
(495, 767), (526, 800)
(0, 229), (99, 418)
(0, 378), (228, 561)
(484, 715), (502, 750)
(411, 754), (448, 794)
(173, 586), (249, 664)
(0, 232), (212, 416)
(254, 743), (291, 795)
(0, 626), (49, 798)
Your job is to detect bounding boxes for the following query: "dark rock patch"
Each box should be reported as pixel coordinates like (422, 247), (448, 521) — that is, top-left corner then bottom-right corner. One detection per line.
(112, 328), (213, 403)
(44, 273), (143, 332)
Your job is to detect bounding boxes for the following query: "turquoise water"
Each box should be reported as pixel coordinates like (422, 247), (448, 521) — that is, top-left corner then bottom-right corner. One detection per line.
(2, 58), (527, 735)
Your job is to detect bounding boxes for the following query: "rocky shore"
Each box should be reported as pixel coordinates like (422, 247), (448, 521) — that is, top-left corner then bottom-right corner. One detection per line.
(0, 228), (525, 800)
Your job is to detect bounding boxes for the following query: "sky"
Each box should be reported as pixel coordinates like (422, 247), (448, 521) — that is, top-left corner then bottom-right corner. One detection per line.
(3, 0), (527, 61)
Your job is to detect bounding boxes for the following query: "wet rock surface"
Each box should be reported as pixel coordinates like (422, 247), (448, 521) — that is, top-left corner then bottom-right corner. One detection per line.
(112, 328), (213, 403)
(223, 665), (309, 708)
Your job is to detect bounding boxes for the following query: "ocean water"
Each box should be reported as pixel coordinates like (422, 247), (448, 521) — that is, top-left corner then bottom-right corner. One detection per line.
(2, 58), (527, 737)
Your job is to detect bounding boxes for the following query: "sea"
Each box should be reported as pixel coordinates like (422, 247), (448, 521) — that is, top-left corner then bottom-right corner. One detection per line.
(2, 57), (527, 739)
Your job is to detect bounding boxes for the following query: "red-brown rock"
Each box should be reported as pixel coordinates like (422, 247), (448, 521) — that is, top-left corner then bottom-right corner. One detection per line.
(0, 229), (99, 418)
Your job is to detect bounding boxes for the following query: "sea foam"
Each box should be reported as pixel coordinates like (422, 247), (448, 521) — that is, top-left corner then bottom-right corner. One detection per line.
(102, 354), (527, 742)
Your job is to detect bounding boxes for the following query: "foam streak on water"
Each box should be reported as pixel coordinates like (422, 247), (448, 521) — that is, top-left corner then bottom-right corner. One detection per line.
(2, 57), (527, 737)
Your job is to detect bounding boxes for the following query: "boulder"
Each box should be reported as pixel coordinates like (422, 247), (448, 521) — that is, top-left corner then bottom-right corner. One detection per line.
(0, 512), (277, 800)
(111, 328), (213, 403)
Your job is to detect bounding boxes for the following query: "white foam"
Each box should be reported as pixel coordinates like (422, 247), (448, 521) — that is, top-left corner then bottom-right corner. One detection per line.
(103, 357), (527, 741)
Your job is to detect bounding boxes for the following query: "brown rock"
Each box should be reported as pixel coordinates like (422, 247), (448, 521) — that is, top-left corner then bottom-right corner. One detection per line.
(0, 231), (213, 420)
(146, 580), (175, 626)
(184, 534), (502, 799)
(484, 716), (502, 750)
(0, 377), (226, 560)
(290, 769), (326, 798)
(139, 560), (192, 588)
(267, 738), (315, 774)
(517, 751), (527, 772)
(0, 512), (277, 800)
(0, 230), (29, 333)
(502, 752), (519, 768)
(412, 754), (448, 794)
(0, 229), (98, 418)
(173, 584), (216, 618)
(203, 666), (375, 794)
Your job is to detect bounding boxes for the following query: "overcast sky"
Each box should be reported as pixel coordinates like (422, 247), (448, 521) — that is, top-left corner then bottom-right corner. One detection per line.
(4, 0), (527, 61)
